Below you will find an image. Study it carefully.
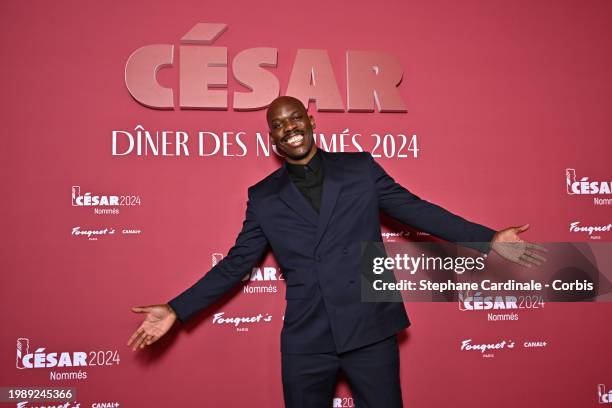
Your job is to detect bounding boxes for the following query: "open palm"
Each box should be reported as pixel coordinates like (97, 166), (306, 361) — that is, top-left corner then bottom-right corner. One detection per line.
(127, 304), (177, 351)
(491, 224), (547, 267)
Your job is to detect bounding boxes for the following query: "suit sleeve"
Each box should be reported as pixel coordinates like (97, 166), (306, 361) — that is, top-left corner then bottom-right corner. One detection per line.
(365, 152), (496, 253)
(168, 188), (270, 323)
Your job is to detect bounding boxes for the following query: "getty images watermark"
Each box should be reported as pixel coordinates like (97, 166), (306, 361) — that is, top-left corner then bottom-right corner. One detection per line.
(358, 242), (612, 303)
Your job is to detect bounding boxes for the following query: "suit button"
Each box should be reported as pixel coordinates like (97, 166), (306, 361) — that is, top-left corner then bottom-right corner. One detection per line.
(316, 255), (322, 262)
(342, 247), (348, 254)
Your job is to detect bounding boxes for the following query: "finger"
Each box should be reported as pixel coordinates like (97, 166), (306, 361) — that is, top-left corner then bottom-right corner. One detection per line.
(127, 327), (144, 347)
(138, 335), (150, 349)
(515, 256), (532, 268)
(146, 334), (159, 346)
(130, 331), (145, 350)
(134, 333), (149, 351)
(140, 334), (154, 348)
(525, 251), (547, 263)
(526, 242), (548, 253)
(143, 334), (156, 348)
(523, 256), (543, 267)
(131, 330), (148, 351)
(131, 306), (150, 313)
(515, 224), (530, 233)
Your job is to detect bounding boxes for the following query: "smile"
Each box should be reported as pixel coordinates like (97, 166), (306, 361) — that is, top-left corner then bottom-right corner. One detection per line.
(284, 134), (304, 147)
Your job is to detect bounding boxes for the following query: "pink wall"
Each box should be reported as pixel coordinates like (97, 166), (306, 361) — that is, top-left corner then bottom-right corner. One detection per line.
(2, 0), (611, 406)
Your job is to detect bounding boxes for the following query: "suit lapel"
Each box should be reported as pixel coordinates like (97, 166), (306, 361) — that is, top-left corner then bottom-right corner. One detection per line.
(313, 150), (342, 251)
(275, 150), (343, 250)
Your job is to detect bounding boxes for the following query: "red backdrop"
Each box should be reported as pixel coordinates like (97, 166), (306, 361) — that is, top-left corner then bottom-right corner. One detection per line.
(2, 0), (612, 406)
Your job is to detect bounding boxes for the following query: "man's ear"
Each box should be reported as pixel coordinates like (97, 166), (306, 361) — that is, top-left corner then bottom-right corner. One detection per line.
(309, 115), (316, 130)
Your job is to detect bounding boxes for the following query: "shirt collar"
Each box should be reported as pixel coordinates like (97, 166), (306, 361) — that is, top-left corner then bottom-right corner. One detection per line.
(286, 148), (322, 179)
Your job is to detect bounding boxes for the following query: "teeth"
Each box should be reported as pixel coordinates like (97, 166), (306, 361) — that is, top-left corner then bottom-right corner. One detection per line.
(286, 135), (303, 145)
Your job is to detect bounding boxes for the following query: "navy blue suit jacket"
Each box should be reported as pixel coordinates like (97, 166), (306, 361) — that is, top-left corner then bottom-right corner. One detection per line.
(168, 150), (496, 353)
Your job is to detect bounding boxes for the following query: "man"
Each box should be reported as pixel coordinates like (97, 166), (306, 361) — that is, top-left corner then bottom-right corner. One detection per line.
(127, 96), (545, 407)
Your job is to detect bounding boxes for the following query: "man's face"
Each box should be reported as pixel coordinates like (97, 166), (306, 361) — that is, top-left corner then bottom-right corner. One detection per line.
(267, 97), (316, 162)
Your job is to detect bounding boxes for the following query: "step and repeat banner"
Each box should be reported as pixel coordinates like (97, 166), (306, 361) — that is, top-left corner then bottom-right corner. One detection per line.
(2, 0), (611, 406)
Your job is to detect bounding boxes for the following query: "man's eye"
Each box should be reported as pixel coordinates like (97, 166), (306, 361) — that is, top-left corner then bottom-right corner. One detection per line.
(292, 116), (301, 121)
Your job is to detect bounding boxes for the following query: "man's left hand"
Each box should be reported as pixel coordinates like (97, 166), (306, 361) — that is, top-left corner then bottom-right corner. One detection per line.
(490, 224), (547, 267)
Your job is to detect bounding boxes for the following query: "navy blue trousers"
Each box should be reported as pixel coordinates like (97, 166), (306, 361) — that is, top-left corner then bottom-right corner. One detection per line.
(281, 335), (403, 408)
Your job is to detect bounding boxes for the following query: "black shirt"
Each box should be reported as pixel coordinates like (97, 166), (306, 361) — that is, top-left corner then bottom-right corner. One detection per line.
(286, 149), (324, 213)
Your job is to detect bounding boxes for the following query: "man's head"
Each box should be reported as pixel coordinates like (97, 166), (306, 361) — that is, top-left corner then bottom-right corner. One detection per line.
(267, 96), (317, 164)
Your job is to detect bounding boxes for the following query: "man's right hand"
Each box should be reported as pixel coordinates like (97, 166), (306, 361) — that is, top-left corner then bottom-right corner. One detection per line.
(127, 304), (177, 351)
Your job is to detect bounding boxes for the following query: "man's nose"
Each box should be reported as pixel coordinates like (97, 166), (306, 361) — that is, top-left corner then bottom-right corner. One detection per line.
(283, 120), (297, 134)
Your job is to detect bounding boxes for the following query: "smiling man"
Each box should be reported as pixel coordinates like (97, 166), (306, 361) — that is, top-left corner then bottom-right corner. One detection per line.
(128, 95), (545, 407)
(267, 96), (318, 163)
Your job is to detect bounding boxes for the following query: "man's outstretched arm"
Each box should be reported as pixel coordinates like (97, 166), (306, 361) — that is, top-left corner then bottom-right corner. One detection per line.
(168, 188), (269, 322)
(127, 188), (269, 350)
(365, 152), (546, 266)
(365, 152), (496, 252)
